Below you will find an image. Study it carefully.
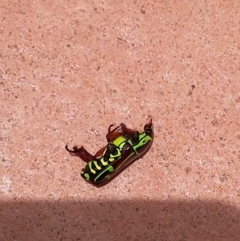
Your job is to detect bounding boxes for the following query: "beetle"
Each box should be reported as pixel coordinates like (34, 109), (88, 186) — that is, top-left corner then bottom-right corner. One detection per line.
(65, 119), (154, 186)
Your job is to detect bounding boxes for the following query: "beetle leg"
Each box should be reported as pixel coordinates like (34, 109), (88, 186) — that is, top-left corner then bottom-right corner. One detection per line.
(106, 124), (123, 142)
(106, 132), (124, 142)
(94, 146), (107, 159)
(95, 143), (119, 159)
(94, 143), (119, 161)
(108, 123), (117, 133)
(112, 143), (134, 169)
(120, 123), (139, 143)
(144, 119), (153, 132)
(104, 143), (118, 158)
(65, 144), (94, 163)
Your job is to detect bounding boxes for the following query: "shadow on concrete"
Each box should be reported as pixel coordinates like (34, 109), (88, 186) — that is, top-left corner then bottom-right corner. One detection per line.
(1, 199), (239, 241)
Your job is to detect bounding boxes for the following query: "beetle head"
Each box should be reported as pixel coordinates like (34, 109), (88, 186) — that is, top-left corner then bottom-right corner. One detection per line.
(144, 119), (153, 138)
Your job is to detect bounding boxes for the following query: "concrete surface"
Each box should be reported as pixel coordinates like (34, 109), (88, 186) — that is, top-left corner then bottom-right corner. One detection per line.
(1, 1), (240, 241)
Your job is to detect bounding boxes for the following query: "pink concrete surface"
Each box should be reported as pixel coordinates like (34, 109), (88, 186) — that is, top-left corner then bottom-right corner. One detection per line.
(1, 1), (240, 240)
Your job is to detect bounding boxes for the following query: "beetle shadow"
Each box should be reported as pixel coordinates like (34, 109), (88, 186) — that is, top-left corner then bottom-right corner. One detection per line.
(1, 199), (239, 241)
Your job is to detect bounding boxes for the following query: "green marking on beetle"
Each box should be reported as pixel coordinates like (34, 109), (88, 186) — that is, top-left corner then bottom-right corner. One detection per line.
(88, 161), (96, 174)
(113, 136), (127, 148)
(109, 157), (115, 162)
(106, 148), (121, 163)
(110, 148), (121, 157)
(93, 160), (101, 170)
(107, 165), (114, 172)
(133, 135), (152, 152)
(94, 165), (114, 183)
(84, 173), (90, 181)
(100, 157), (108, 166)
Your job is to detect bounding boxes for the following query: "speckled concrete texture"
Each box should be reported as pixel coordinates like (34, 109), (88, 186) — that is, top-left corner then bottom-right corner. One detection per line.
(1, 1), (240, 241)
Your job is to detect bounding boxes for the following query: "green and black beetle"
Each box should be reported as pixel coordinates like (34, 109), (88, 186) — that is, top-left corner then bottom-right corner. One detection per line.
(65, 119), (154, 186)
